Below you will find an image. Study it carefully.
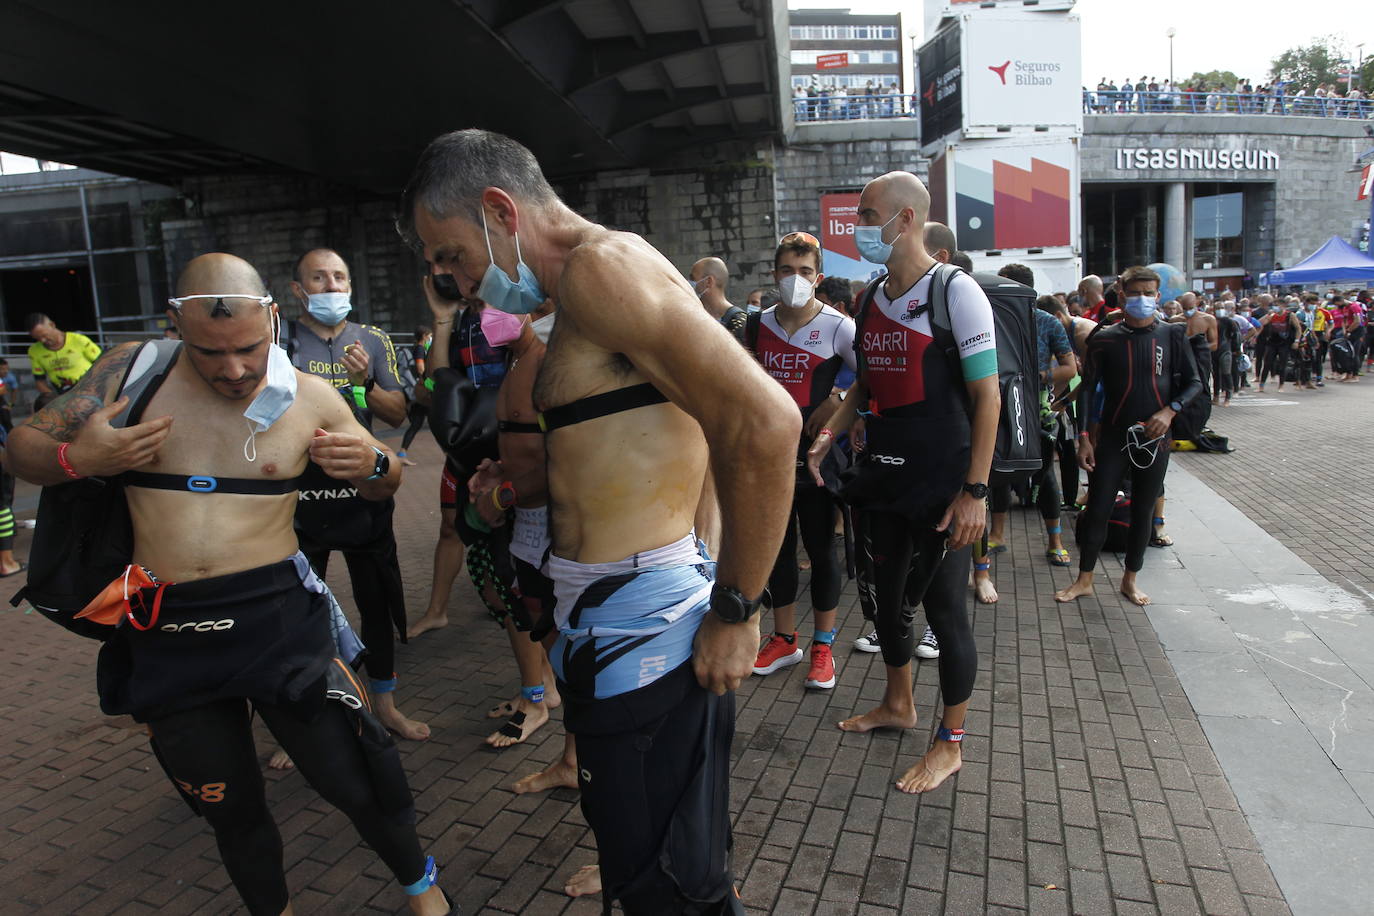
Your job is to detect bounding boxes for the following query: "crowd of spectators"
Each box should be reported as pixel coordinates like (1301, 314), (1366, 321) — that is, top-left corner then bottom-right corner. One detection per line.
(1084, 76), (1371, 118)
(793, 81), (913, 122)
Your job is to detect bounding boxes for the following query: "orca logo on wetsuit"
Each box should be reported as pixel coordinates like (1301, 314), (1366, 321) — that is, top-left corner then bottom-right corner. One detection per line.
(872, 454), (907, 465)
(160, 619), (236, 633)
(326, 688), (364, 710)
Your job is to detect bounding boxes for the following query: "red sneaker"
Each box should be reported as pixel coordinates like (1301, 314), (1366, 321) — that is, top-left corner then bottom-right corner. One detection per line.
(753, 633), (802, 675)
(804, 643), (836, 689)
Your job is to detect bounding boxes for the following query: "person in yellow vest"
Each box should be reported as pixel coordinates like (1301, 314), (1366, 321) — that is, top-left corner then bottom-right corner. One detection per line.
(26, 313), (102, 396)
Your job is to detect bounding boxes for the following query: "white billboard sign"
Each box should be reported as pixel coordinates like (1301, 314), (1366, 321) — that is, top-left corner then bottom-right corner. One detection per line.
(962, 13), (1082, 132)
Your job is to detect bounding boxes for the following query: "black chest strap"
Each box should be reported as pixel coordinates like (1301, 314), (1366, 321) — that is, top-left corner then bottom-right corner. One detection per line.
(498, 420), (543, 435)
(537, 382), (669, 433)
(124, 471), (302, 495)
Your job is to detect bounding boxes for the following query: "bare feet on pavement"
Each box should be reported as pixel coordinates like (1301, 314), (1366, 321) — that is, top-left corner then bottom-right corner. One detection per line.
(974, 576), (998, 604)
(377, 703), (431, 741)
(267, 748), (294, 770)
(565, 864), (602, 898)
(1054, 575), (1094, 603)
(1119, 574), (1150, 606)
(838, 704), (918, 733)
(512, 758), (580, 794)
(407, 611), (448, 639)
(485, 698), (550, 749)
(895, 739), (962, 794)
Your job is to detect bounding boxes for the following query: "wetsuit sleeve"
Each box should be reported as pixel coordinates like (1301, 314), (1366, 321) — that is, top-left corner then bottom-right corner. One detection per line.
(947, 272), (997, 381)
(1078, 334), (1102, 426)
(1169, 324), (1204, 409)
(364, 326), (404, 392)
(834, 313), (859, 374)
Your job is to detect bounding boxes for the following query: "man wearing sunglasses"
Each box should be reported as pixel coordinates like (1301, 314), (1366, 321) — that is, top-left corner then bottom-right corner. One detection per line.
(6, 253), (448, 916)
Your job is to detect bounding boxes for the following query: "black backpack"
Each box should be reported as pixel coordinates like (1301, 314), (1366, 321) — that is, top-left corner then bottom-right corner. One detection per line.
(855, 266), (1043, 484)
(11, 340), (182, 638)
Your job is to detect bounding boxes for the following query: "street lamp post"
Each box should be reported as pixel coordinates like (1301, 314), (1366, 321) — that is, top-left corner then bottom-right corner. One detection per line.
(1166, 27), (1176, 87)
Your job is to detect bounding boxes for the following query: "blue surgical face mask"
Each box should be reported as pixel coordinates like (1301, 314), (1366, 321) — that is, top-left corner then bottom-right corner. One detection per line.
(691, 278), (708, 298)
(1124, 295), (1158, 319)
(476, 207), (546, 314)
(242, 327), (297, 462)
(1184, 308), (1196, 317)
(854, 210), (903, 264)
(305, 291), (351, 325)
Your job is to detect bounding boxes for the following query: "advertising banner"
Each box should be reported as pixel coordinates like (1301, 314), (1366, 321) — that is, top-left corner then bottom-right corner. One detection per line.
(918, 24), (963, 147)
(816, 53), (849, 70)
(819, 192), (884, 282)
(962, 13), (1081, 131)
(948, 138), (1078, 252)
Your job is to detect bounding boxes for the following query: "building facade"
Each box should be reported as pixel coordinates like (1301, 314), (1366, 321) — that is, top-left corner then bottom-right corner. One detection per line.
(789, 9), (907, 95)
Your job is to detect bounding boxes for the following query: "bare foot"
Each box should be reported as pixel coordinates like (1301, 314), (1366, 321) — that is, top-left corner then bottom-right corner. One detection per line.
(487, 699), (517, 719)
(485, 700), (549, 749)
(1054, 577), (1094, 603)
(1120, 583), (1151, 606)
(799, 557), (812, 571)
(895, 739), (963, 794)
(407, 612), (448, 639)
(512, 758), (580, 794)
(0, 560), (23, 576)
(974, 576), (998, 604)
(565, 864), (602, 898)
(406, 884), (449, 916)
(378, 705), (431, 741)
(838, 704), (918, 733)
(267, 748), (294, 770)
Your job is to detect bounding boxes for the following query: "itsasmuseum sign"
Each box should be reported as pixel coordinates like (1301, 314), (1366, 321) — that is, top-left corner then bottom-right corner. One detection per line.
(1113, 148), (1281, 171)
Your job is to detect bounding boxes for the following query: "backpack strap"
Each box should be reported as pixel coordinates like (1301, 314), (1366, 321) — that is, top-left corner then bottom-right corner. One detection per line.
(927, 263), (973, 415)
(285, 319), (299, 365)
(110, 340), (182, 429)
(851, 275), (886, 386)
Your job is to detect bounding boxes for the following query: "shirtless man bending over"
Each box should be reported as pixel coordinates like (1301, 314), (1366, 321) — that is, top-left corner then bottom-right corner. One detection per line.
(8, 254), (447, 916)
(400, 129), (798, 915)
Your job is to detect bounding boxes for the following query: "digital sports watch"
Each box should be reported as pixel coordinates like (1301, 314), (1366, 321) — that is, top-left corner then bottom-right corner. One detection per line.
(710, 584), (762, 624)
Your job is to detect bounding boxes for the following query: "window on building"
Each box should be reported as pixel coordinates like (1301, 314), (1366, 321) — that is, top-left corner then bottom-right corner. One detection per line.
(1192, 189), (1244, 271)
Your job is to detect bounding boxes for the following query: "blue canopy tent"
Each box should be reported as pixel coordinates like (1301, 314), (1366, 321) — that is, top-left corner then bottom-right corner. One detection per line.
(1262, 236), (1374, 286)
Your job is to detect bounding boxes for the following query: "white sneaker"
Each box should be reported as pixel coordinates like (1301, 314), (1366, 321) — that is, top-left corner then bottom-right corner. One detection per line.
(852, 629), (882, 653)
(915, 626), (940, 659)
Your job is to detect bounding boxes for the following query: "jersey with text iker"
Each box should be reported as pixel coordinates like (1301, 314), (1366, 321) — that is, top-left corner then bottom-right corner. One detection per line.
(753, 304), (858, 412)
(862, 270), (997, 414)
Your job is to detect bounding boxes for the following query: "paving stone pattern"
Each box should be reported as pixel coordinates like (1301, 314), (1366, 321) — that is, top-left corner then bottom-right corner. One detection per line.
(0, 430), (1288, 914)
(1174, 380), (1374, 604)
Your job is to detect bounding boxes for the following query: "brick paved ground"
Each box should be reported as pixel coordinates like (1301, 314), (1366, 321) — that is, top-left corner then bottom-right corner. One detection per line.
(1174, 378), (1374, 604)
(1, 426), (1293, 914)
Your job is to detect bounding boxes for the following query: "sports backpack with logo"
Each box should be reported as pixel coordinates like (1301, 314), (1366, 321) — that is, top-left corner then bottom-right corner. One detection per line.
(12, 340), (182, 638)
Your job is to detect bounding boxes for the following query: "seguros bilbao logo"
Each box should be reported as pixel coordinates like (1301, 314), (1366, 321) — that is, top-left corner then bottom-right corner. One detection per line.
(988, 59), (1061, 87)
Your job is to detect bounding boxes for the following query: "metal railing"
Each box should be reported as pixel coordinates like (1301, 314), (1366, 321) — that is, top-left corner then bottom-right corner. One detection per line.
(1084, 89), (1373, 119)
(793, 92), (918, 123)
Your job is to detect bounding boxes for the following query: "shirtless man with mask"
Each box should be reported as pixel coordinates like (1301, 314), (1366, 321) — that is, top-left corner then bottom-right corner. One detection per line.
(6, 253), (447, 915)
(399, 129), (798, 916)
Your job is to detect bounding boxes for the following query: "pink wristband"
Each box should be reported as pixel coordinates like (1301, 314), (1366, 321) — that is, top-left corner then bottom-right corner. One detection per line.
(57, 442), (84, 480)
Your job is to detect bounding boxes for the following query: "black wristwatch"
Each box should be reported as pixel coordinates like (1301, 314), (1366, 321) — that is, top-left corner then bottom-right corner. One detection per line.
(710, 584), (762, 624)
(962, 482), (989, 500)
(363, 377), (376, 393)
(365, 446), (390, 481)
(1169, 399), (1183, 412)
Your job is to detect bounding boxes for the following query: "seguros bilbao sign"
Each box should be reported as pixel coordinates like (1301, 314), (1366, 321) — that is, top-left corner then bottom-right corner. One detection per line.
(963, 14), (1081, 130)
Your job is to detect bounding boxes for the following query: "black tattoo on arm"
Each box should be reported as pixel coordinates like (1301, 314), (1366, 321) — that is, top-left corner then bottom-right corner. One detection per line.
(24, 343), (141, 442)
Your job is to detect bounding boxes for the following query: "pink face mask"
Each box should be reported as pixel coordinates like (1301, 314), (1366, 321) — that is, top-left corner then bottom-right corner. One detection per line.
(480, 306), (525, 346)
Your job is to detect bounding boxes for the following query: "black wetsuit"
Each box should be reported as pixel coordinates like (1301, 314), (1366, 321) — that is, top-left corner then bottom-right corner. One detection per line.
(1213, 314), (1239, 398)
(1077, 318), (1203, 574)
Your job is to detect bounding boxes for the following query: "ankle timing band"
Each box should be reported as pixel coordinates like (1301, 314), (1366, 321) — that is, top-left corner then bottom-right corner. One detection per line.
(813, 628), (836, 645)
(403, 855), (437, 896)
(936, 727), (965, 743)
(521, 685), (545, 703)
(370, 675), (398, 695)
(974, 561), (991, 572)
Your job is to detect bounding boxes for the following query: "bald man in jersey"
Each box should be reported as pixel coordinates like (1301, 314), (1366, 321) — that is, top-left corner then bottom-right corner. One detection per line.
(7, 253), (447, 914)
(811, 171), (999, 795)
(690, 256), (746, 339)
(399, 129), (797, 915)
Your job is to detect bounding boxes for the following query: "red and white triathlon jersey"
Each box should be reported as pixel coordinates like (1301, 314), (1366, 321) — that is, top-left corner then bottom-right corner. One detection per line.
(752, 304), (858, 410)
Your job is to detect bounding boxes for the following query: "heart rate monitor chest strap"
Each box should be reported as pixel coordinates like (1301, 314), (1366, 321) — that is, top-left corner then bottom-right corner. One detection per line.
(124, 471), (302, 495)
(537, 382), (669, 433)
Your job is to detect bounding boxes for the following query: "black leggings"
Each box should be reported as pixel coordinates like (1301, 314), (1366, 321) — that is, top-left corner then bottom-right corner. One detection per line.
(765, 484), (841, 612)
(1258, 340), (1292, 385)
(147, 697), (425, 915)
(1212, 349), (1234, 397)
(400, 402), (428, 452)
(303, 533), (406, 685)
(1078, 425), (1170, 574)
(865, 511), (976, 705)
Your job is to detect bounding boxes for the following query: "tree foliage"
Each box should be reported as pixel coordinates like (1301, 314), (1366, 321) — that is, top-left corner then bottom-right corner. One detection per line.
(1361, 57), (1374, 93)
(1182, 70), (1240, 89)
(1270, 38), (1346, 92)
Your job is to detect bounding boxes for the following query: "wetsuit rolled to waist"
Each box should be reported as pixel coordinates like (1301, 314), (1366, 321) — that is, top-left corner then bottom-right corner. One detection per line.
(97, 552), (334, 723)
(839, 408), (970, 523)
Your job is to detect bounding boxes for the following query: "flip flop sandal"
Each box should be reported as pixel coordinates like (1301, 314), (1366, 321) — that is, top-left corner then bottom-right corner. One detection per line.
(496, 711), (528, 742)
(486, 700), (517, 719)
(986, 541), (1007, 556)
(0, 562), (27, 579)
(1149, 517), (1173, 548)
(1046, 548), (1071, 567)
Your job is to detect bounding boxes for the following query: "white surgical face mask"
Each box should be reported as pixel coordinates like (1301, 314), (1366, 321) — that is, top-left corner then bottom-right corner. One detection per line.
(242, 326), (297, 461)
(531, 312), (556, 345)
(778, 274), (814, 309)
(305, 291), (352, 325)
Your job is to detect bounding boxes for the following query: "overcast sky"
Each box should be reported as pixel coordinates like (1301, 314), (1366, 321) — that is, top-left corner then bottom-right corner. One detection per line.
(791, 0), (1373, 87)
